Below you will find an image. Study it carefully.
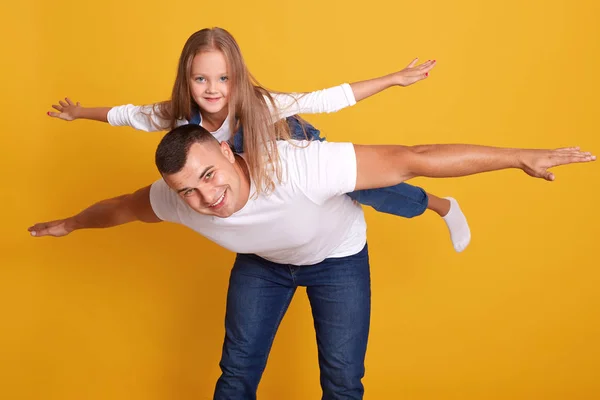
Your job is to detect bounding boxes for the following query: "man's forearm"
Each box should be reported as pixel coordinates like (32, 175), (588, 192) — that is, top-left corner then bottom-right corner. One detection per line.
(67, 195), (138, 232)
(406, 144), (520, 179)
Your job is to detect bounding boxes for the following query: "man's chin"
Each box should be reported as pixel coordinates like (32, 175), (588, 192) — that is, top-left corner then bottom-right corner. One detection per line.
(194, 208), (232, 218)
(213, 212), (232, 219)
(211, 208), (234, 219)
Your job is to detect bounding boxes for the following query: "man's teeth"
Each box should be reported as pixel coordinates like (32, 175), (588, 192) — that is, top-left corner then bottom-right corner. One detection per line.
(210, 192), (225, 207)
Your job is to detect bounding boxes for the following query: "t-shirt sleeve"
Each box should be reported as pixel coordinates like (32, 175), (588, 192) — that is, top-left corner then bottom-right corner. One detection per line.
(286, 141), (357, 205)
(149, 179), (185, 223)
(267, 83), (356, 121)
(107, 104), (187, 132)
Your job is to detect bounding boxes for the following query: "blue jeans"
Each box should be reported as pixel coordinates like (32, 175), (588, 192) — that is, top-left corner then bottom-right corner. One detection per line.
(230, 116), (429, 218)
(214, 244), (371, 400)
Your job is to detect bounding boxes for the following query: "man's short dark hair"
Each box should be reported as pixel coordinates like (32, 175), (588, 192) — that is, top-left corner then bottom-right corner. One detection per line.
(155, 124), (219, 174)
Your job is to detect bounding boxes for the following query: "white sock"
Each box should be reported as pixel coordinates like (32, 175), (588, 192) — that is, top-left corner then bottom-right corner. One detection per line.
(441, 197), (471, 253)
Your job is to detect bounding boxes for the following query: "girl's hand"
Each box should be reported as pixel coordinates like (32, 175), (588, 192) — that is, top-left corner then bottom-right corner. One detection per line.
(392, 59), (437, 87)
(47, 97), (82, 121)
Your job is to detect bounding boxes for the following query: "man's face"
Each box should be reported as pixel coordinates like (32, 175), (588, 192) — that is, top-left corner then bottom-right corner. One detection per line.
(163, 141), (246, 218)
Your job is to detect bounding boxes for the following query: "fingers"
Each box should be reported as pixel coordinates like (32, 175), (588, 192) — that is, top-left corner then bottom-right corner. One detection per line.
(406, 58), (419, 68)
(405, 60), (437, 76)
(542, 170), (555, 181)
(28, 222), (50, 237)
(416, 59), (436, 68)
(555, 146), (580, 152)
(529, 149), (595, 181)
(418, 60), (437, 73)
(395, 60), (437, 86)
(51, 98), (75, 112)
(559, 149), (592, 157)
(48, 98), (77, 119)
(558, 154), (596, 164)
(551, 147), (593, 156)
(543, 153), (594, 180)
(48, 98), (79, 119)
(555, 148), (595, 159)
(547, 152), (596, 171)
(28, 220), (64, 237)
(48, 104), (64, 118)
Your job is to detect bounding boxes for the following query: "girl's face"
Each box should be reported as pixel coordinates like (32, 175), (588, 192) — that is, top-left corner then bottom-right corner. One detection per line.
(189, 50), (230, 118)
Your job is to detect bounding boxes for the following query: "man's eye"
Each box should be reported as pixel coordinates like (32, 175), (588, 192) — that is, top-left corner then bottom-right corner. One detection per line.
(183, 189), (194, 197)
(205, 172), (213, 180)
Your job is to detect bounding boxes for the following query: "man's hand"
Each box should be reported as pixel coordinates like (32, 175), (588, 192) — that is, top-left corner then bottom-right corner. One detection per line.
(518, 147), (596, 181)
(28, 218), (75, 237)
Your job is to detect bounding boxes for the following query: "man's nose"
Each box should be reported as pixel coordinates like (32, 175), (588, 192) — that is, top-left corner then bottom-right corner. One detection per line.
(198, 186), (217, 205)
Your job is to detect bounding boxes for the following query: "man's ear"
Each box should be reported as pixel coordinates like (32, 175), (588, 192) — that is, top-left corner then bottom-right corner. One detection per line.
(220, 141), (235, 163)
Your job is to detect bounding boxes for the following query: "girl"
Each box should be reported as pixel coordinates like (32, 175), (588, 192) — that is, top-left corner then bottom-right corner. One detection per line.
(48, 27), (470, 252)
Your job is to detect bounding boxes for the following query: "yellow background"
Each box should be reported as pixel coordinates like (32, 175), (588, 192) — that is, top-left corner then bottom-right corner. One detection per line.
(2, 0), (599, 399)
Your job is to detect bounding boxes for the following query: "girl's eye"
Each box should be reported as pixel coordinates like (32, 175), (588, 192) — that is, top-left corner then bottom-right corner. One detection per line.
(195, 77), (206, 82)
(220, 76), (229, 82)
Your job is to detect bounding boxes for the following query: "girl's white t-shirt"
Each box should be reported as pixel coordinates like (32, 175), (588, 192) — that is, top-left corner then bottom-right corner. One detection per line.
(107, 84), (356, 142)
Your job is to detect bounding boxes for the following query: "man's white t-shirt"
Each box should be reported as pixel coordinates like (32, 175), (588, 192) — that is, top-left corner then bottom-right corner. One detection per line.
(149, 140), (366, 266)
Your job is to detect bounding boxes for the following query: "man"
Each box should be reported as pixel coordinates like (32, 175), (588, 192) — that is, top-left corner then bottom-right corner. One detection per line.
(29, 124), (595, 399)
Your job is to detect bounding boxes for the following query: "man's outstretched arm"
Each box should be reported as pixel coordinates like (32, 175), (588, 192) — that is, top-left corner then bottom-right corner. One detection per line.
(28, 185), (160, 237)
(354, 144), (595, 190)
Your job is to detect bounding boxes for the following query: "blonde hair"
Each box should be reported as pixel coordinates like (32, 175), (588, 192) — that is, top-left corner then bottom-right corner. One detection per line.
(154, 27), (293, 194)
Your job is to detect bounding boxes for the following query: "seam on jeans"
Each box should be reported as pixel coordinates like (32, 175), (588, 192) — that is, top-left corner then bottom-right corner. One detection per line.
(288, 265), (298, 286)
(259, 287), (296, 370)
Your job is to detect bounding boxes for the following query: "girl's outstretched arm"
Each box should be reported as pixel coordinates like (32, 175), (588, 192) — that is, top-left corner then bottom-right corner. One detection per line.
(47, 98), (171, 132)
(270, 58), (436, 120)
(350, 58), (436, 101)
(48, 97), (110, 122)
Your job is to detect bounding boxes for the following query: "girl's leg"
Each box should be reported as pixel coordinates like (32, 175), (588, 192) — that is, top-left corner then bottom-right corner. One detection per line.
(289, 116), (472, 252)
(427, 193), (451, 216)
(428, 194), (471, 253)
